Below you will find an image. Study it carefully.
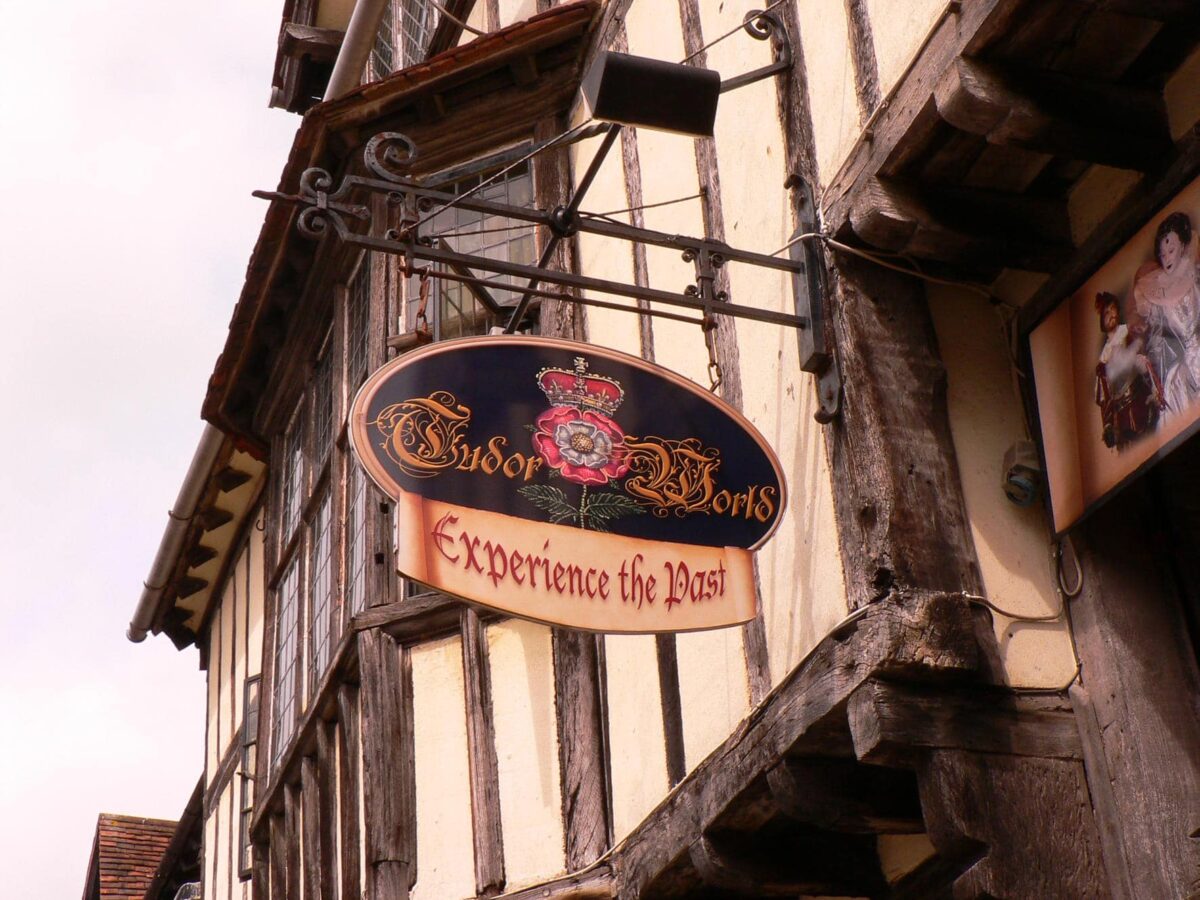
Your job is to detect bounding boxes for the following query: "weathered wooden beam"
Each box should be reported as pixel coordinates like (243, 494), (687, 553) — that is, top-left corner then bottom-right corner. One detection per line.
(268, 814), (286, 900)
(316, 722), (339, 900)
(186, 545), (219, 568)
(821, 253), (993, 614)
(216, 466), (253, 493)
(610, 592), (983, 897)
(496, 865), (613, 899)
(848, 176), (1073, 272)
(934, 57), (1172, 171)
(359, 629), (417, 897)
(301, 756), (323, 900)
(766, 756), (923, 834)
(848, 678), (1083, 767)
(916, 749), (1109, 897)
(683, 830), (888, 898)
(282, 786), (300, 900)
(336, 685), (362, 900)
(461, 608), (505, 896)
(176, 575), (208, 600)
(426, 0), (477, 58)
(199, 506), (235, 531)
(280, 23), (343, 63)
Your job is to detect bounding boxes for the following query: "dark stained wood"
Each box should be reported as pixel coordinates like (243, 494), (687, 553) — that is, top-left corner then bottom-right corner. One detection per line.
(358, 628), (417, 896)
(283, 786), (300, 900)
(848, 175), (1073, 273)
(686, 829), (888, 897)
(551, 628), (611, 869)
(203, 737), (244, 817)
(845, 0), (881, 121)
(426, 0), (478, 58)
(316, 722), (338, 900)
(485, 0), (500, 32)
(823, 0), (1009, 232)
(268, 815), (286, 900)
(847, 678), (1083, 766)
(336, 684), (362, 900)
(916, 749), (1110, 898)
(364, 591), (466, 640)
(1064, 488), (1200, 897)
(611, 591), (983, 897)
(766, 756), (923, 834)
(822, 253), (989, 613)
(497, 864), (613, 899)
(301, 756), (322, 900)
(654, 634), (686, 787)
(933, 57), (1171, 172)
(461, 607), (505, 896)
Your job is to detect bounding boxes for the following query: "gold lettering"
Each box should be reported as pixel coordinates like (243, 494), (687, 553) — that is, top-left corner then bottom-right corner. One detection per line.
(372, 392), (471, 478)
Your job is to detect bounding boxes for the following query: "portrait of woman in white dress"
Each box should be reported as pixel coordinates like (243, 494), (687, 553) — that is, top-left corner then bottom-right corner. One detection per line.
(1132, 211), (1200, 417)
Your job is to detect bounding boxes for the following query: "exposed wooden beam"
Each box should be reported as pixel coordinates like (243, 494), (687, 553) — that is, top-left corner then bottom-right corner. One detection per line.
(186, 545), (219, 568)
(461, 608), (505, 896)
(496, 865), (613, 899)
(199, 506), (235, 531)
(216, 466), (253, 493)
(847, 176), (1073, 272)
(426, 0), (478, 59)
(176, 575), (208, 600)
(766, 757), (923, 834)
(611, 592), (983, 897)
(847, 678), (1084, 767)
(934, 57), (1172, 171)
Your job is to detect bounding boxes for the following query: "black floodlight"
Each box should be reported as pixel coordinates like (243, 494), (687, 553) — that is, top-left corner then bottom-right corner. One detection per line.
(582, 51), (721, 137)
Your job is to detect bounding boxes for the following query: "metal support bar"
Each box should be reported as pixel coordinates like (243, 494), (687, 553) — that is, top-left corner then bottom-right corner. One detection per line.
(504, 123), (622, 332)
(719, 9), (792, 94)
(789, 178), (840, 422)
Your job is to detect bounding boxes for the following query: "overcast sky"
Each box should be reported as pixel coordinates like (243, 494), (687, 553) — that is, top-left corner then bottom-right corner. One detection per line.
(0, 2), (297, 895)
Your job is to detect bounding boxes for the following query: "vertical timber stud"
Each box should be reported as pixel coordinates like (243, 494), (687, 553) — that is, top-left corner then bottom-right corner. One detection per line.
(536, 113), (612, 868)
(844, 0), (881, 123)
(317, 722), (339, 900)
(677, 0), (771, 705)
(336, 683), (363, 900)
(1069, 486), (1200, 896)
(283, 785), (300, 900)
(461, 608), (505, 895)
(301, 756), (323, 900)
(359, 628), (417, 896)
(268, 814), (286, 900)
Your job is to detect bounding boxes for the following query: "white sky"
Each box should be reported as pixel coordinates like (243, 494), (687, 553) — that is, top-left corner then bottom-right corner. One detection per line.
(0, 2), (297, 896)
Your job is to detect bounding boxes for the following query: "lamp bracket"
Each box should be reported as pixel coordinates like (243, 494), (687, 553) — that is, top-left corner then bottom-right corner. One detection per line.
(719, 9), (793, 94)
(789, 177), (841, 423)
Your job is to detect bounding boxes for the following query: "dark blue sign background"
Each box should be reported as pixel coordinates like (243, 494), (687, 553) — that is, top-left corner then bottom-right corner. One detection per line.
(357, 339), (785, 549)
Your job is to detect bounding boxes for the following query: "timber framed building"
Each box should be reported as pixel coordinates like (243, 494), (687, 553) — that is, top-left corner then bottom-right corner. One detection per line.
(127, 1), (1200, 898)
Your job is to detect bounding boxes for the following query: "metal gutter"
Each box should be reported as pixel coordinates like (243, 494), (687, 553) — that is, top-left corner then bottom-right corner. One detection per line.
(127, 425), (227, 643)
(323, 0), (391, 101)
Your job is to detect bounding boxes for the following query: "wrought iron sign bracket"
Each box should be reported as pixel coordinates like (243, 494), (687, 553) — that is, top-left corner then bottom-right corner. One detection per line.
(719, 9), (793, 95)
(256, 126), (841, 421)
(789, 178), (841, 423)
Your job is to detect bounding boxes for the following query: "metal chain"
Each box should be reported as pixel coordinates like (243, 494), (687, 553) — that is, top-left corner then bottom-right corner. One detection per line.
(702, 313), (723, 392)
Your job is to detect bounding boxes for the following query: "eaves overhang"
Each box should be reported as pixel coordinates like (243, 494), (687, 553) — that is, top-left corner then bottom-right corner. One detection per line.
(204, 0), (600, 452)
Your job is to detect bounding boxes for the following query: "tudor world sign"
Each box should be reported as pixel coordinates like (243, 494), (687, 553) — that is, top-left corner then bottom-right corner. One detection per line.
(350, 336), (786, 633)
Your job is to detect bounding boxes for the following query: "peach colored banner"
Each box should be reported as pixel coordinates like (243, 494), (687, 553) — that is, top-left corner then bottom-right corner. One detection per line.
(394, 492), (756, 633)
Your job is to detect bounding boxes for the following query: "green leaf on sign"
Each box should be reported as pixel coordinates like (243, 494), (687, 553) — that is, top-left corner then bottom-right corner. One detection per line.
(519, 484), (577, 523)
(585, 491), (647, 522)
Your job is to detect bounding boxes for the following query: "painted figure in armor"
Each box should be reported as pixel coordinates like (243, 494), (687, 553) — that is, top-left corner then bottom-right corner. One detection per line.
(1095, 291), (1163, 448)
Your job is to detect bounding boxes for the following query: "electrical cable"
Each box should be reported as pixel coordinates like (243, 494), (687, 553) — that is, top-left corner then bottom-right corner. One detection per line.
(429, 0), (486, 36)
(585, 192), (704, 219)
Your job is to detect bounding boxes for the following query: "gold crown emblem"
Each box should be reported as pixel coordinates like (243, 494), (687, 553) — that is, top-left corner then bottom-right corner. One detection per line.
(536, 357), (625, 417)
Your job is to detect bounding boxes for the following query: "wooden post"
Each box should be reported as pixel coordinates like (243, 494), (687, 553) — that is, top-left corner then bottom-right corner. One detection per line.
(359, 628), (417, 896)
(1068, 485), (1200, 896)
(336, 683), (363, 900)
(316, 721), (339, 900)
(461, 608), (505, 895)
(301, 756), (323, 900)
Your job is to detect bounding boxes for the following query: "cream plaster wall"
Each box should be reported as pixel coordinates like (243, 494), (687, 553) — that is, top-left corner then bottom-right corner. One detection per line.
(205, 809), (218, 900)
(411, 636), (475, 900)
(700, 0), (849, 686)
(866, 0), (947, 98)
(604, 634), (670, 839)
(569, 131), (643, 356)
(486, 620), (564, 887)
(248, 525), (265, 675)
(219, 573), (236, 762)
(206, 609), (221, 784)
(795, 0), (860, 184)
(927, 285), (1076, 687)
(316, 0), (356, 31)
(497, 0), (537, 30)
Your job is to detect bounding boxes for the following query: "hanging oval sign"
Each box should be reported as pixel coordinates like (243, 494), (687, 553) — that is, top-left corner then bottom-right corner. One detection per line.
(350, 335), (787, 633)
